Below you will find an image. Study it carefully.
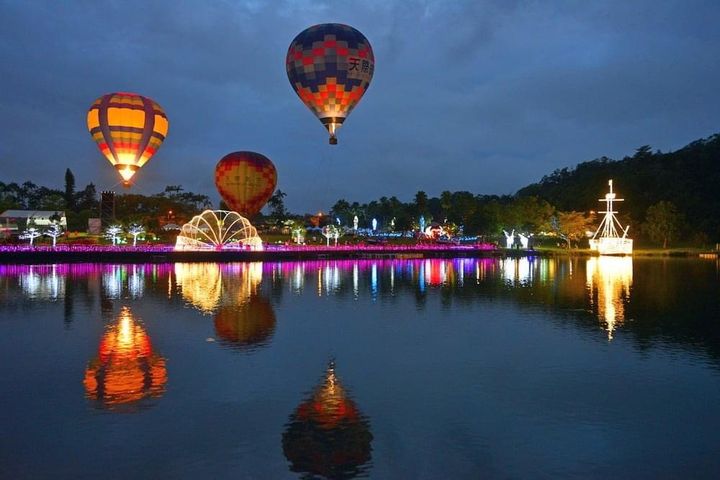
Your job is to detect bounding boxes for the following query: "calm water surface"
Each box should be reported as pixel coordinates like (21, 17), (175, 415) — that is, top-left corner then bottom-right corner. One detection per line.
(1, 257), (720, 479)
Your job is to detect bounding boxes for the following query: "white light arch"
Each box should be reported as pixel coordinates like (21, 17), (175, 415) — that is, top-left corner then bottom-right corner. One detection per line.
(175, 210), (263, 251)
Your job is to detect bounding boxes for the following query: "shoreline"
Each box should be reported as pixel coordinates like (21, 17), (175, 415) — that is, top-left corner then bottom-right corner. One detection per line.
(0, 245), (712, 265)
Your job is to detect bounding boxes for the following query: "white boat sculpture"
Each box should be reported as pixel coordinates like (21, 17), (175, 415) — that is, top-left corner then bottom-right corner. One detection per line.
(589, 180), (633, 255)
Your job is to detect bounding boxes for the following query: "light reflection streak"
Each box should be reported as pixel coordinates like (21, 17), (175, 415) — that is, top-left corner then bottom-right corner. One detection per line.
(586, 256), (633, 340)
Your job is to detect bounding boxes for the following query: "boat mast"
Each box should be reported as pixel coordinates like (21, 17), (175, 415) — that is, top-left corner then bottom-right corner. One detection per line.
(592, 179), (625, 240)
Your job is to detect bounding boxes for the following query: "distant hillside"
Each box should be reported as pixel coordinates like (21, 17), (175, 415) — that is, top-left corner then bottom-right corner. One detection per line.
(517, 133), (720, 240)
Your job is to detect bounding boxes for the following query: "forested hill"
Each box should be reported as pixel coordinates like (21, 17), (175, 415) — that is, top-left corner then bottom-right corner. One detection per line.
(517, 133), (720, 239)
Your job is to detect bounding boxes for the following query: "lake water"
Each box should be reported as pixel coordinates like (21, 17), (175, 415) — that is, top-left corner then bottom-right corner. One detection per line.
(1, 257), (719, 479)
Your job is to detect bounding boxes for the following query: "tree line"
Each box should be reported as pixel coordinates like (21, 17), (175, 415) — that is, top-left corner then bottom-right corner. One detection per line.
(3, 132), (717, 247)
(327, 133), (720, 247)
(0, 170), (212, 233)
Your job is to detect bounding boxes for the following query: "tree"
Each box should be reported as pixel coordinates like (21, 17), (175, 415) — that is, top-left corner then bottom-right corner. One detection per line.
(267, 190), (288, 223)
(19, 223), (42, 246)
(321, 224), (341, 246)
(413, 191), (428, 217)
(551, 211), (594, 249)
(76, 183), (98, 212)
(440, 190), (452, 222)
(643, 201), (682, 248)
(44, 222), (64, 248)
(64, 168), (76, 211)
(128, 223), (145, 247)
(105, 224), (123, 246)
(329, 199), (351, 224)
(289, 220), (306, 244)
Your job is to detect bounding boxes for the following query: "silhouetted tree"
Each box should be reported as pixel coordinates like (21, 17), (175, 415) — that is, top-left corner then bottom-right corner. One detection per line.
(643, 201), (682, 248)
(267, 190), (288, 223)
(64, 168), (76, 211)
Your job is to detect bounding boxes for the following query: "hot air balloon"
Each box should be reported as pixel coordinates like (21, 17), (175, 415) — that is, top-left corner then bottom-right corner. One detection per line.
(286, 23), (375, 144)
(87, 92), (169, 186)
(215, 151), (277, 217)
(282, 361), (373, 478)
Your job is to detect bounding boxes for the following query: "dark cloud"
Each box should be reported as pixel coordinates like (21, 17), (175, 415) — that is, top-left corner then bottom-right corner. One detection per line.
(1, 0), (718, 212)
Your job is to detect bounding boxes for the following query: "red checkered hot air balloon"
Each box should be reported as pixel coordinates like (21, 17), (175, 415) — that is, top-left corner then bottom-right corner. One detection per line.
(215, 152), (278, 218)
(87, 92), (169, 187)
(286, 24), (375, 144)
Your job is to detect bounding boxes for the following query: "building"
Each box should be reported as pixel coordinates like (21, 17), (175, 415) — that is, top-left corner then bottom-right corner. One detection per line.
(0, 210), (67, 233)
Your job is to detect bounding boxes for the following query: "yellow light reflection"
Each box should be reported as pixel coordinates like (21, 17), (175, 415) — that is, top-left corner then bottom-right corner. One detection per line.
(174, 262), (263, 314)
(174, 263), (222, 313)
(586, 256), (633, 340)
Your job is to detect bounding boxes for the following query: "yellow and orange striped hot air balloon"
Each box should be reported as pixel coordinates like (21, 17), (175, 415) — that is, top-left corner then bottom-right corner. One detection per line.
(215, 151), (278, 218)
(87, 92), (169, 186)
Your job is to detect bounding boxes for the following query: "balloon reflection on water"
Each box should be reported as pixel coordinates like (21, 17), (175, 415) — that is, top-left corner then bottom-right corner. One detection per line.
(282, 362), (373, 479)
(83, 306), (167, 410)
(173, 262), (275, 351)
(213, 298), (276, 351)
(586, 256), (633, 340)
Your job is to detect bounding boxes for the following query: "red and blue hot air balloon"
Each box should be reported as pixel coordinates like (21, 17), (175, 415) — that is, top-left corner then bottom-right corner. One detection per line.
(286, 24), (375, 145)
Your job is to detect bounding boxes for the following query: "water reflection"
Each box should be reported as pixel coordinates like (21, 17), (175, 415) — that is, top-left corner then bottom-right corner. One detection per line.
(282, 362), (373, 479)
(20, 265), (64, 300)
(102, 265), (145, 299)
(587, 256), (633, 340)
(213, 297), (276, 351)
(2, 258), (718, 360)
(174, 263), (223, 313)
(173, 262), (275, 351)
(83, 307), (167, 411)
(501, 256), (536, 286)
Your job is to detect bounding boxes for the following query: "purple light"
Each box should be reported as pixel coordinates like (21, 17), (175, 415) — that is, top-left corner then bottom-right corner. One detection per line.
(0, 242), (496, 254)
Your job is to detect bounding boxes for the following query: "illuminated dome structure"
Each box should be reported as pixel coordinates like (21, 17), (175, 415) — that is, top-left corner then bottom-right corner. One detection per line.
(282, 362), (373, 478)
(175, 210), (263, 251)
(83, 307), (167, 410)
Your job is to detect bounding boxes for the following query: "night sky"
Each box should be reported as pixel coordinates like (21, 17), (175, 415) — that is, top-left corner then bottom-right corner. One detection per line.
(1, 0), (718, 213)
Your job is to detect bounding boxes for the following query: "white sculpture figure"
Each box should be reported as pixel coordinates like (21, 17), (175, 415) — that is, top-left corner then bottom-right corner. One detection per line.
(353, 215), (359, 231)
(519, 233), (533, 249)
(372, 218), (377, 232)
(503, 229), (515, 249)
(419, 215), (426, 232)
